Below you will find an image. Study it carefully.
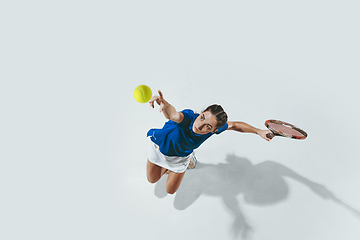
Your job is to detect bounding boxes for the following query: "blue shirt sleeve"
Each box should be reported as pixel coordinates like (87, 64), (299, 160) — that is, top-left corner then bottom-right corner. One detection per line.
(215, 122), (228, 134)
(177, 109), (195, 128)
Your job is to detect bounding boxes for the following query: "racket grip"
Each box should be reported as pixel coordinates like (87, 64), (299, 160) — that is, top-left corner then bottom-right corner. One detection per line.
(266, 132), (275, 139)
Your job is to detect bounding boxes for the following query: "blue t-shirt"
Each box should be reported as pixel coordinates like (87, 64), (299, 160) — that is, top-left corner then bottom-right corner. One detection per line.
(147, 109), (228, 157)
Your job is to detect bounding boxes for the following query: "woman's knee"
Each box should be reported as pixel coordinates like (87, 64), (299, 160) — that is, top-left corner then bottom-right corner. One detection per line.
(165, 186), (177, 195)
(165, 172), (185, 194)
(147, 175), (159, 184)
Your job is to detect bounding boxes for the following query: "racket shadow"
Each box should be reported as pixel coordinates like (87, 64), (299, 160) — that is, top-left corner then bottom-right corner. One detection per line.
(168, 154), (360, 239)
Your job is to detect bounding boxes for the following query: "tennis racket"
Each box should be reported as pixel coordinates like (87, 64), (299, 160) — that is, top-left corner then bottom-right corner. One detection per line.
(265, 119), (308, 140)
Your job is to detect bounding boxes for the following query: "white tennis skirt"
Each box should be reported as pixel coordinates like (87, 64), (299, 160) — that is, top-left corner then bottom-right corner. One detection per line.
(147, 138), (191, 173)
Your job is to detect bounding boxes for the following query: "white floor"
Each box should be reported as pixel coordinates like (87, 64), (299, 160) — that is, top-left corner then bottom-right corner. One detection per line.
(2, 1), (360, 240)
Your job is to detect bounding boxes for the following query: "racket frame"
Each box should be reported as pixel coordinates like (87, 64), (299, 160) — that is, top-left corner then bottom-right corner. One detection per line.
(265, 119), (308, 140)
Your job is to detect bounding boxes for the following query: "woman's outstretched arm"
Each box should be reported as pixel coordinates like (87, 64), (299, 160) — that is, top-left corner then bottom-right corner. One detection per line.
(227, 121), (272, 141)
(149, 90), (184, 123)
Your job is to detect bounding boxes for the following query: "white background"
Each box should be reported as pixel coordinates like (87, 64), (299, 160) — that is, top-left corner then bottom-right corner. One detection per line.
(1, 1), (359, 239)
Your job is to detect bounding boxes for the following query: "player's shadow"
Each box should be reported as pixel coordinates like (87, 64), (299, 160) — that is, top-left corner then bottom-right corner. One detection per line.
(154, 154), (360, 240)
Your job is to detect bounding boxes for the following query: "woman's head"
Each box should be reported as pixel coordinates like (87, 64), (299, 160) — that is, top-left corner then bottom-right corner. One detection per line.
(192, 104), (228, 135)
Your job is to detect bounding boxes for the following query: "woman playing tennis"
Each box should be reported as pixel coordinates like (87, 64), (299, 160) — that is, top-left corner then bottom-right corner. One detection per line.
(147, 90), (272, 194)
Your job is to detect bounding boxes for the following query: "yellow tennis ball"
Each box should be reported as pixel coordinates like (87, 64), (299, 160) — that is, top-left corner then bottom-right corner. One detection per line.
(134, 85), (152, 103)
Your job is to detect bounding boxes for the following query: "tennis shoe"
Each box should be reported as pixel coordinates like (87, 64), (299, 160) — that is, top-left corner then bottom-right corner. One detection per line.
(187, 152), (197, 169)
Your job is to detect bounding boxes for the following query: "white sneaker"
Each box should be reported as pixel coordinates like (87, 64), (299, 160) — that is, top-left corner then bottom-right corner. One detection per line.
(187, 152), (197, 169)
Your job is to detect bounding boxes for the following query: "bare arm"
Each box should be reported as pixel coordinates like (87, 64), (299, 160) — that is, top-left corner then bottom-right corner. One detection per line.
(149, 90), (184, 123)
(227, 121), (272, 141)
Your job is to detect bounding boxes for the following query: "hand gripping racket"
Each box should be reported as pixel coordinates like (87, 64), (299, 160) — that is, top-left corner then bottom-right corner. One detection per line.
(265, 119), (308, 140)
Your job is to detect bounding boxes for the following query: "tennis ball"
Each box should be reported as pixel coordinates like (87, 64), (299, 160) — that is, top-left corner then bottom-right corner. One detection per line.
(134, 85), (152, 103)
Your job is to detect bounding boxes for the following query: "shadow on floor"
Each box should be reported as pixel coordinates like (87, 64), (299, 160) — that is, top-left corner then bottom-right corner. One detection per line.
(154, 154), (360, 239)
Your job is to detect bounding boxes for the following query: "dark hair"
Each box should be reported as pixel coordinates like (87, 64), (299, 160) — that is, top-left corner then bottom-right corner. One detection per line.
(204, 104), (228, 129)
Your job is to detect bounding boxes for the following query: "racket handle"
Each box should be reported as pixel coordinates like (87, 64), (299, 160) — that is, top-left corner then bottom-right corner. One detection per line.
(266, 132), (275, 139)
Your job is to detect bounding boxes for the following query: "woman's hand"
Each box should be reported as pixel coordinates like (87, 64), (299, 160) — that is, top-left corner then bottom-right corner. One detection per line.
(149, 90), (166, 112)
(149, 90), (184, 122)
(257, 129), (273, 141)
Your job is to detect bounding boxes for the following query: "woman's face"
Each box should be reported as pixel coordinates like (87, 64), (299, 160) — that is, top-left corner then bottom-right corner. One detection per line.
(192, 111), (218, 135)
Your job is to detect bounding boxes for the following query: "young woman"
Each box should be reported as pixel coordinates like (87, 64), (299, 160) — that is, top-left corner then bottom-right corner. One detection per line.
(147, 90), (272, 194)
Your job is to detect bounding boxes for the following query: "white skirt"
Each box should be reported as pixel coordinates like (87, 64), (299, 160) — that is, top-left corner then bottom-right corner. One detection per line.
(147, 138), (191, 173)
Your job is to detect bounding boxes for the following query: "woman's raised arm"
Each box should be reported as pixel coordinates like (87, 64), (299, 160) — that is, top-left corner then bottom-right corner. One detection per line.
(149, 90), (184, 123)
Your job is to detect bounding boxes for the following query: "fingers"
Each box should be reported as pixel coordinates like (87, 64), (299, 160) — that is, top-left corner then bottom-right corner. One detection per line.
(264, 136), (272, 141)
(149, 96), (157, 108)
(158, 90), (163, 100)
(265, 133), (273, 141)
(148, 90), (164, 109)
(263, 130), (273, 141)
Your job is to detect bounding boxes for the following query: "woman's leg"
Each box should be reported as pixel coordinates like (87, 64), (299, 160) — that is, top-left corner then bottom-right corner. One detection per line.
(166, 171), (186, 194)
(146, 159), (168, 183)
(147, 159), (186, 194)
